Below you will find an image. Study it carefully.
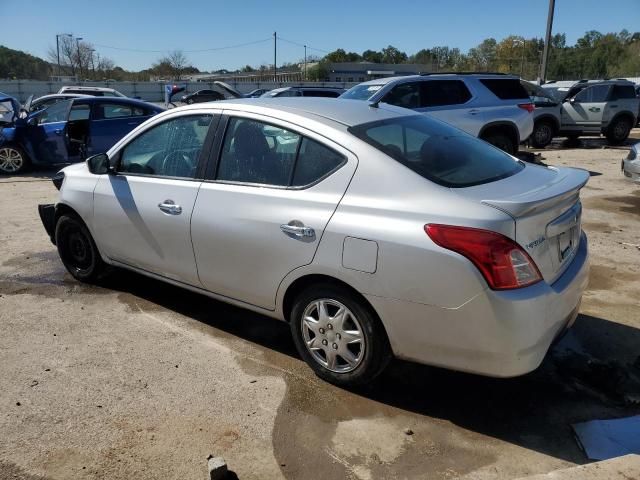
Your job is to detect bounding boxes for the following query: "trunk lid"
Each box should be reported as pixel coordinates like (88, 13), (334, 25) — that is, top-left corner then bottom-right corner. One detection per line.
(454, 164), (589, 283)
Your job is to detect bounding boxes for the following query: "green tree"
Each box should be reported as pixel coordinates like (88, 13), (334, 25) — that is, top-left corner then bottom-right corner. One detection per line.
(381, 45), (407, 64)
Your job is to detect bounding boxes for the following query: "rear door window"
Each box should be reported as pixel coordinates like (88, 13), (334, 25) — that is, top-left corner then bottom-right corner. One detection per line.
(291, 138), (345, 186)
(479, 79), (529, 100)
(611, 85), (636, 100)
(68, 104), (90, 121)
(349, 115), (523, 188)
(420, 80), (472, 107)
(100, 103), (145, 119)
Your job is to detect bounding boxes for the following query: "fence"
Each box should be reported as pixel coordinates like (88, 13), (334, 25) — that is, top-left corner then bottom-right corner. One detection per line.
(0, 80), (358, 103)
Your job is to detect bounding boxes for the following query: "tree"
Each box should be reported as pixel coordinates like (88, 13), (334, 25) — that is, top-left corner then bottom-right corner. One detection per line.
(153, 50), (190, 79)
(324, 49), (361, 63)
(381, 45), (407, 64)
(362, 49), (383, 63)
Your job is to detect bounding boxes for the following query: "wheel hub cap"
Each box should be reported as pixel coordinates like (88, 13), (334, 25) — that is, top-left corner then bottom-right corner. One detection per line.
(301, 299), (365, 373)
(0, 147), (23, 173)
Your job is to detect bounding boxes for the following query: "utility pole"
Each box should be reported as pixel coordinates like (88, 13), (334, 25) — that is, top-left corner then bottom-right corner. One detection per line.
(540, 0), (555, 84)
(76, 37), (84, 80)
(520, 40), (526, 77)
(273, 31), (277, 82)
(304, 45), (307, 81)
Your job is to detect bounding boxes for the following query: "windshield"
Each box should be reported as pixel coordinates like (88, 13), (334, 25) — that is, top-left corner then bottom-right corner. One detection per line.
(340, 84), (384, 101)
(349, 115), (524, 188)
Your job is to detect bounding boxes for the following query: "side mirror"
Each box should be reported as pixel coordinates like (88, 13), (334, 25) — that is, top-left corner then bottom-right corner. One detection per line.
(569, 97), (577, 104)
(86, 153), (113, 175)
(27, 116), (38, 126)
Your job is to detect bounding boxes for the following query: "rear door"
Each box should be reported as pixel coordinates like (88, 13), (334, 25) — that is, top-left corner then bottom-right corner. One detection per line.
(191, 113), (356, 309)
(562, 84), (611, 129)
(93, 112), (217, 285)
(606, 84), (639, 124)
(89, 101), (154, 155)
(416, 80), (478, 135)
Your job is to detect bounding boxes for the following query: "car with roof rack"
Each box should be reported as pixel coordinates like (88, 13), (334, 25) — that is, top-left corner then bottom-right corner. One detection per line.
(339, 72), (534, 155)
(260, 86), (345, 98)
(542, 79), (638, 145)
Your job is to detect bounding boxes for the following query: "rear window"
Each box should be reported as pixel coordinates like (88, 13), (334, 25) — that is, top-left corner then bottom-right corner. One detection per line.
(479, 79), (529, 100)
(348, 115), (524, 188)
(611, 85), (637, 100)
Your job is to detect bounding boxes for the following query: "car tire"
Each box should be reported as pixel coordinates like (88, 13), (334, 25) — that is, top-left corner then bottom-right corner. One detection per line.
(0, 145), (30, 175)
(531, 120), (554, 148)
(186, 98), (193, 105)
(606, 117), (632, 145)
(290, 283), (391, 387)
(483, 133), (516, 155)
(55, 214), (107, 283)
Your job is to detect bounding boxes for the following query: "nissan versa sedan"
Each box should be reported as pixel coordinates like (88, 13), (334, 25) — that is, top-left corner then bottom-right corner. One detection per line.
(38, 98), (589, 386)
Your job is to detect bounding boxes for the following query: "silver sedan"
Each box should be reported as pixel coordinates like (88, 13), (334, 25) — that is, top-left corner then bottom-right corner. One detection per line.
(39, 98), (589, 387)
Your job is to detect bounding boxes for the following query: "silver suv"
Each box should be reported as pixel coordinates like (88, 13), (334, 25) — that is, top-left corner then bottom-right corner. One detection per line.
(340, 73), (534, 155)
(541, 80), (638, 145)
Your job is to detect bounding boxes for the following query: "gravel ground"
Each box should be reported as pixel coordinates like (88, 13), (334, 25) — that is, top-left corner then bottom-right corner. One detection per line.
(1, 133), (639, 480)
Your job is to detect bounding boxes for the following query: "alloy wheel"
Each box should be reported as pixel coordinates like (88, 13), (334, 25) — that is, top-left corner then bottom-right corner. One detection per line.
(0, 147), (24, 173)
(534, 124), (552, 145)
(301, 299), (365, 373)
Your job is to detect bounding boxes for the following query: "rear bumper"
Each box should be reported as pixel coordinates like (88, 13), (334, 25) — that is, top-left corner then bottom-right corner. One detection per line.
(367, 231), (589, 377)
(38, 203), (56, 244)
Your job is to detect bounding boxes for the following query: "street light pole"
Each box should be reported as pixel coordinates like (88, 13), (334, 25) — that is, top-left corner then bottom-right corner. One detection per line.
(76, 37), (83, 80)
(56, 33), (71, 79)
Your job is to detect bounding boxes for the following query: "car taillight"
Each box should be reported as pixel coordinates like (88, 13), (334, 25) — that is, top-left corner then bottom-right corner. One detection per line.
(518, 102), (535, 113)
(425, 224), (542, 290)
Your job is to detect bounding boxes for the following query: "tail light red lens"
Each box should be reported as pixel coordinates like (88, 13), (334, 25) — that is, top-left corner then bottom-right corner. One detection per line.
(518, 102), (535, 113)
(425, 224), (542, 290)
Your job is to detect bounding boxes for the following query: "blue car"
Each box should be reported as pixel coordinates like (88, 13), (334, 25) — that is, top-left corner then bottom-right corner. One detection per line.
(0, 96), (164, 174)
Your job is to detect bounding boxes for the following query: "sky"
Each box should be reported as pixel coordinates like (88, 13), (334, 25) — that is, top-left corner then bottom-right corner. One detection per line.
(1, 0), (639, 72)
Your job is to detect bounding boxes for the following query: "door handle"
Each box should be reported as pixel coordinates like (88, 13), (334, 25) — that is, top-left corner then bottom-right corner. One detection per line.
(588, 107), (601, 112)
(280, 223), (315, 238)
(468, 109), (480, 115)
(54, 129), (62, 135)
(609, 105), (618, 108)
(158, 199), (182, 215)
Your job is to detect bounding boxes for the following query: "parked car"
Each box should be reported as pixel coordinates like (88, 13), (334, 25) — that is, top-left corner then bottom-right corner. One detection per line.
(540, 79), (602, 102)
(544, 80), (639, 145)
(622, 143), (640, 183)
(245, 88), (269, 98)
(340, 73), (534, 155)
(38, 98), (589, 386)
(58, 86), (128, 97)
(522, 80), (561, 148)
(0, 97), (164, 174)
(260, 87), (345, 98)
(23, 93), (91, 114)
(180, 89), (225, 104)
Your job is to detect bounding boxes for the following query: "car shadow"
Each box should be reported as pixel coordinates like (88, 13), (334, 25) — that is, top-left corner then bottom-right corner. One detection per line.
(99, 269), (640, 466)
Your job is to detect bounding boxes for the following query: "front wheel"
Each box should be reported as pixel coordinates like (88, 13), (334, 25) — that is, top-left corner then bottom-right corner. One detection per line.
(55, 214), (106, 283)
(0, 145), (30, 174)
(606, 117), (632, 145)
(290, 284), (391, 386)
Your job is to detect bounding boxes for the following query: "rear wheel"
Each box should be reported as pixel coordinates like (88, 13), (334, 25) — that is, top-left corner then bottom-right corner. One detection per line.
(186, 98), (194, 105)
(55, 214), (106, 283)
(290, 284), (391, 387)
(0, 145), (29, 174)
(531, 120), (554, 148)
(483, 133), (516, 155)
(606, 117), (632, 145)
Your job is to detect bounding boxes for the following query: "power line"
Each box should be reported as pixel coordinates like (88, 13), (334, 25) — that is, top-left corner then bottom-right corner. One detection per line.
(277, 36), (329, 54)
(91, 38), (272, 54)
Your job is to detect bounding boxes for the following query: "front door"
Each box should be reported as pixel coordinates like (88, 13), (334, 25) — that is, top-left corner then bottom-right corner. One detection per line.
(93, 113), (216, 286)
(561, 84), (611, 129)
(191, 114), (356, 309)
(25, 99), (72, 165)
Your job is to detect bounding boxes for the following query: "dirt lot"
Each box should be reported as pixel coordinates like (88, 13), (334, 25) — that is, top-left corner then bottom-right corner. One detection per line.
(1, 134), (639, 480)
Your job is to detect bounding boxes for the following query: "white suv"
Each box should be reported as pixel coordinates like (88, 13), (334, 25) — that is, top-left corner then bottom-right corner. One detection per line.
(340, 73), (534, 154)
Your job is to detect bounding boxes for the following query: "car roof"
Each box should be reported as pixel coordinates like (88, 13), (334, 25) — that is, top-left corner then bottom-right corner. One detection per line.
(36, 93), (92, 100)
(71, 97), (163, 110)
(356, 73), (519, 86)
(177, 97), (413, 127)
(60, 86), (119, 92)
